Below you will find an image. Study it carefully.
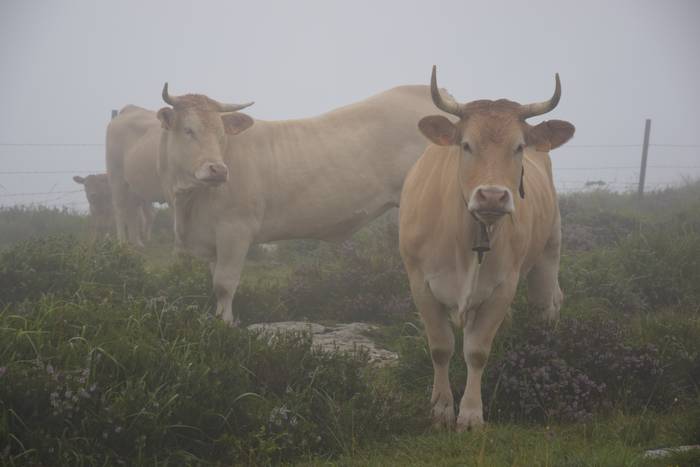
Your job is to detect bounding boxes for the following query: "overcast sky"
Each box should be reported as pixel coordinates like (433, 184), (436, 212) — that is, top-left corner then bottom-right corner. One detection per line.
(1, 0), (699, 209)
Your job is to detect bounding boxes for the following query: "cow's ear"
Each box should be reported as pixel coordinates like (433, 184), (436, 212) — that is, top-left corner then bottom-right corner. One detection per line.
(527, 119), (575, 151)
(418, 115), (459, 146)
(221, 112), (254, 135)
(157, 107), (175, 130)
(73, 176), (85, 184)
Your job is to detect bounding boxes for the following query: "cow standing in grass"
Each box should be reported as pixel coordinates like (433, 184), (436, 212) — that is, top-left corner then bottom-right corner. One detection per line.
(106, 106), (165, 247)
(73, 173), (113, 242)
(156, 83), (446, 325)
(399, 67), (575, 431)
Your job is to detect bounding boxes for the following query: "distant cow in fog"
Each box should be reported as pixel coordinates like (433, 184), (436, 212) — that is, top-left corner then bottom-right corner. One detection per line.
(105, 105), (165, 247)
(157, 83), (446, 325)
(73, 173), (113, 241)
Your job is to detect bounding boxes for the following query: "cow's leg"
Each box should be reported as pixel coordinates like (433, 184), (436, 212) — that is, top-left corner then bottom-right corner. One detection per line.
(125, 199), (145, 248)
(212, 224), (253, 326)
(527, 218), (563, 322)
(113, 201), (128, 244)
(87, 218), (98, 244)
(140, 203), (155, 243)
(457, 279), (516, 431)
(110, 182), (129, 244)
(407, 269), (455, 429)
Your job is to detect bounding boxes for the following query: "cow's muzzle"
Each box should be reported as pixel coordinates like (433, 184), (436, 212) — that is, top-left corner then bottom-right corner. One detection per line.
(468, 185), (514, 224)
(195, 162), (229, 184)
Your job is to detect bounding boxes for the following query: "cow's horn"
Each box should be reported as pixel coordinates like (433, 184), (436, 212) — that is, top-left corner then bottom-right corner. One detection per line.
(162, 82), (180, 106)
(430, 65), (463, 118)
(216, 101), (255, 113)
(520, 73), (561, 119)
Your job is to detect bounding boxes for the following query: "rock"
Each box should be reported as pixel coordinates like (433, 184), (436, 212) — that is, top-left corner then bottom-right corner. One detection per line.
(643, 445), (700, 459)
(247, 321), (399, 367)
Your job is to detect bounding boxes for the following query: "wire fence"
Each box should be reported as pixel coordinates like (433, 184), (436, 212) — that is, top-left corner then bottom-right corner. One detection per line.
(1, 139), (698, 207)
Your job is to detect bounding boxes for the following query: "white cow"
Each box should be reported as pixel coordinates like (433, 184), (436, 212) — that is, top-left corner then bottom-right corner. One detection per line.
(156, 83), (446, 324)
(106, 105), (165, 247)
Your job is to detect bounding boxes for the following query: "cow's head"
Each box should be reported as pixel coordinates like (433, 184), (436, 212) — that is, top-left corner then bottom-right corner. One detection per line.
(419, 66), (575, 225)
(73, 173), (111, 214)
(157, 84), (254, 189)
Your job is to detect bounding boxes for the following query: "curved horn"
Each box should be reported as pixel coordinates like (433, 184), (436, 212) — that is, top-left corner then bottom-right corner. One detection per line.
(162, 82), (180, 106)
(215, 101), (255, 113)
(520, 73), (561, 119)
(430, 65), (463, 118)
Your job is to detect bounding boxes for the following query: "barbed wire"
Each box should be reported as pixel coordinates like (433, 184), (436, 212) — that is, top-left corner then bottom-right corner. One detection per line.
(0, 189), (83, 198)
(0, 170), (104, 175)
(0, 143), (103, 147)
(0, 166), (694, 175)
(1, 142), (699, 148)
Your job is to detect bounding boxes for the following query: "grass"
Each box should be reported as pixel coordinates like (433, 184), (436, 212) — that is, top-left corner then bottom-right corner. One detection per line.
(298, 411), (700, 466)
(1, 182), (699, 465)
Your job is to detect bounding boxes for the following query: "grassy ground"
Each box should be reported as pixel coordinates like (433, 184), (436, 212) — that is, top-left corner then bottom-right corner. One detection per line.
(1, 183), (699, 465)
(299, 412), (700, 466)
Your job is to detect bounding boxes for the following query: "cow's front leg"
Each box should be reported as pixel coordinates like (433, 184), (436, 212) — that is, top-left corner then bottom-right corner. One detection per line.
(212, 223), (252, 326)
(407, 269), (455, 429)
(458, 278), (516, 431)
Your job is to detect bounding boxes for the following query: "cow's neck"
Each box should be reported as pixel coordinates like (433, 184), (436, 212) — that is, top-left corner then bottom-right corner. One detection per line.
(172, 186), (200, 248)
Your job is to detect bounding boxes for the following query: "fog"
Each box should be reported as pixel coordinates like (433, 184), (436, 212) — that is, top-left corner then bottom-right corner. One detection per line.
(1, 0), (699, 209)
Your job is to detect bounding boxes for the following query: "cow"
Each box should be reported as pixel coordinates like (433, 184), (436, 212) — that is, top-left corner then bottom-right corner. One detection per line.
(105, 105), (166, 247)
(73, 173), (113, 241)
(398, 66), (575, 431)
(156, 83), (448, 325)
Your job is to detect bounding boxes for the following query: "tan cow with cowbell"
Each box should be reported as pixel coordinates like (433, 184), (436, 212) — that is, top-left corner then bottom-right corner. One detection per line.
(399, 66), (575, 431)
(156, 83), (448, 325)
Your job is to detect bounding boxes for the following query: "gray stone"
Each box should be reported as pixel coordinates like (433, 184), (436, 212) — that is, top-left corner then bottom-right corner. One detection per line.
(248, 321), (398, 367)
(643, 445), (700, 459)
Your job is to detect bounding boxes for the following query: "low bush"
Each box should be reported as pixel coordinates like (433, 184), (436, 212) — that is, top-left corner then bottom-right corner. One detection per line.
(561, 221), (700, 313)
(0, 298), (425, 465)
(281, 220), (413, 324)
(0, 206), (87, 249)
(392, 311), (695, 425)
(0, 236), (149, 305)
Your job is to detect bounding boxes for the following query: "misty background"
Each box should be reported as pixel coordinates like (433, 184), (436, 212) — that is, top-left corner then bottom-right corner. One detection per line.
(1, 0), (699, 210)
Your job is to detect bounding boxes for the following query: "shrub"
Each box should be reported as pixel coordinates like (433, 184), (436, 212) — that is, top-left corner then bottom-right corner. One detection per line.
(282, 221), (413, 324)
(0, 298), (425, 465)
(0, 206), (87, 249)
(393, 313), (671, 424)
(0, 235), (149, 305)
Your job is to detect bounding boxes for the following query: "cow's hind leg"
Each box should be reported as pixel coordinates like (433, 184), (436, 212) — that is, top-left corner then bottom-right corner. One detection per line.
(125, 199), (145, 248)
(527, 220), (563, 322)
(140, 203), (155, 243)
(407, 269), (455, 429)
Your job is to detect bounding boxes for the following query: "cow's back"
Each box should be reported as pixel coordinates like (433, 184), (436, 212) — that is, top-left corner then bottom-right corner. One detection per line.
(219, 85), (448, 243)
(106, 106), (163, 203)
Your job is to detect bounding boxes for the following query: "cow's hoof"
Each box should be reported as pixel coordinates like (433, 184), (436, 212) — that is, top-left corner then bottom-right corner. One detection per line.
(431, 400), (455, 430)
(456, 410), (484, 432)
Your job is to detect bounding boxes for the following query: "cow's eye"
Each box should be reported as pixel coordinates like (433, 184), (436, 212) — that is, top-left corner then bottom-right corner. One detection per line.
(514, 143), (525, 155)
(462, 142), (472, 153)
(184, 128), (195, 137)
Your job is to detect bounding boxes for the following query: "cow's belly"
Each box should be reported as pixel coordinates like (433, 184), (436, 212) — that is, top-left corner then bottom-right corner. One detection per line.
(260, 190), (398, 242)
(427, 271), (460, 309)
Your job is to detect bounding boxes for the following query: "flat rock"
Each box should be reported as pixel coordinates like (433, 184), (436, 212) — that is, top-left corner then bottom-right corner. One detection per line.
(247, 321), (398, 367)
(643, 445), (700, 459)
